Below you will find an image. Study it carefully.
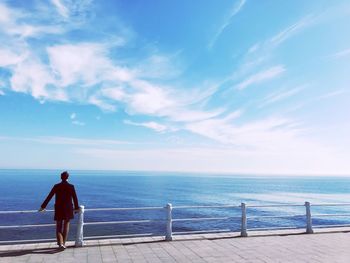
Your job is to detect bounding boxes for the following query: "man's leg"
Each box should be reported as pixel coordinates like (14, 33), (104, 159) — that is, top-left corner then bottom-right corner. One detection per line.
(62, 220), (70, 245)
(56, 220), (63, 246)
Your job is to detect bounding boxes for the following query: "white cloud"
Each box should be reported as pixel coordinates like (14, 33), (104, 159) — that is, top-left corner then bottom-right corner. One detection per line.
(101, 87), (126, 101)
(0, 49), (25, 66)
(124, 120), (171, 133)
(135, 53), (183, 80)
(72, 120), (85, 126)
(74, 144), (350, 176)
(208, 0), (246, 49)
(88, 96), (117, 112)
(0, 2), (223, 127)
(0, 135), (129, 146)
(315, 89), (347, 100)
(269, 15), (315, 46)
(166, 108), (225, 123)
(0, 3), (14, 24)
(69, 113), (85, 126)
(236, 65), (286, 90)
(184, 111), (314, 156)
(9, 25), (63, 38)
(51, 0), (69, 18)
(0, 2), (63, 38)
(247, 43), (260, 54)
(329, 48), (350, 59)
(245, 14), (315, 61)
(0, 90), (4, 96)
(47, 43), (114, 86)
(10, 59), (59, 100)
(124, 80), (177, 115)
(260, 85), (306, 107)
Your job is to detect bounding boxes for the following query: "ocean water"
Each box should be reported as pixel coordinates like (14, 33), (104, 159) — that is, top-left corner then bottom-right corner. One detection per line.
(1, 169), (350, 242)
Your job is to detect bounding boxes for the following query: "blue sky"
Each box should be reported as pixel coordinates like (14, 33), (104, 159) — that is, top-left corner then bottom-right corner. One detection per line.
(0, 0), (349, 175)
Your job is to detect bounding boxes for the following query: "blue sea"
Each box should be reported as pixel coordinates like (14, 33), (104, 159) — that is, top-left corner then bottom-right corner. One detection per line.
(1, 169), (350, 242)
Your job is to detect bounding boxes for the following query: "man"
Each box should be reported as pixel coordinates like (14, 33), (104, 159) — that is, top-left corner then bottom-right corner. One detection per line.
(39, 171), (79, 249)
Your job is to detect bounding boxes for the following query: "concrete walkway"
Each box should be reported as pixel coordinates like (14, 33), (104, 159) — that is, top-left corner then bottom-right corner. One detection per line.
(1, 229), (350, 262)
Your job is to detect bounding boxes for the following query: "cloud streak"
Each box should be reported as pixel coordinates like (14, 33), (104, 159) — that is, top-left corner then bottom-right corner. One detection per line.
(0, 136), (130, 146)
(329, 48), (350, 59)
(51, 0), (69, 18)
(259, 85), (306, 107)
(236, 65), (286, 90)
(124, 120), (173, 133)
(208, 0), (246, 49)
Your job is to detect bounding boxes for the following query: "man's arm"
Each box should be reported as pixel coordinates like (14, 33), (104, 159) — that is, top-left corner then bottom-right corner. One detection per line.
(40, 185), (56, 209)
(72, 185), (79, 210)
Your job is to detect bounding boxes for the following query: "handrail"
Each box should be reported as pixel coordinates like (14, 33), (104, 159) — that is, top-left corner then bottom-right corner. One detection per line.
(173, 205), (240, 209)
(0, 223), (56, 229)
(0, 209), (54, 214)
(310, 203), (350, 206)
(84, 219), (163, 225)
(247, 204), (305, 208)
(2, 201), (350, 246)
(247, 214), (305, 219)
(2, 202), (350, 214)
(173, 216), (235, 222)
(85, 206), (164, 211)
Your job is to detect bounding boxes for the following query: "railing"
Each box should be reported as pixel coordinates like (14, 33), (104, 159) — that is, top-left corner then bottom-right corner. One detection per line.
(1, 201), (350, 246)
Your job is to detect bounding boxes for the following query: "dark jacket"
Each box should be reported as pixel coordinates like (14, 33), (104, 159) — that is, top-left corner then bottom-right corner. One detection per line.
(41, 180), (79, 220)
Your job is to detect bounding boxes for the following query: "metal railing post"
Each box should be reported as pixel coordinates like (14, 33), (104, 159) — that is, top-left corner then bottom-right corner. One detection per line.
(305, 201), (313, 234)
(75, 205), (85, 247)
(165, 203), (173, 241)
(241, 203), (248, 237)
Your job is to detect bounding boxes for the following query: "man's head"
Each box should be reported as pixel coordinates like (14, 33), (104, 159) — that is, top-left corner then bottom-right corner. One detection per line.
(61, 171), (69, 181)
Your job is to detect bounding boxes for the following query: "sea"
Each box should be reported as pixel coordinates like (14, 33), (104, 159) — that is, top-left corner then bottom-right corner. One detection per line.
(1, 169), (350, 242)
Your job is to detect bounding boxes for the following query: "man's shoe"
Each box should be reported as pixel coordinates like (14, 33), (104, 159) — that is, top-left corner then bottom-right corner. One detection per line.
(58, 244), (66, 250)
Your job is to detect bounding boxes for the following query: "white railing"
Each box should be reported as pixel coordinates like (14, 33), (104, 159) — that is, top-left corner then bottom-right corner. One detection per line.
(1, 201), (350, 246)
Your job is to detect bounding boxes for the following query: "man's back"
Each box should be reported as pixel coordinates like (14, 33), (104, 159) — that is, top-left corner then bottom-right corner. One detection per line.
(54, 181), (76, 206)
(41, 180), (79, 210)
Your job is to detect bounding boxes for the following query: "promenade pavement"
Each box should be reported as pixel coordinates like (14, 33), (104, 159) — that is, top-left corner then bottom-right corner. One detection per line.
(1, 229), (350, 262)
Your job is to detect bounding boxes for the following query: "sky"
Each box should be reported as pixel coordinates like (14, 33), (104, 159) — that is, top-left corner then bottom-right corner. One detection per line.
(0, 0), (349, 175)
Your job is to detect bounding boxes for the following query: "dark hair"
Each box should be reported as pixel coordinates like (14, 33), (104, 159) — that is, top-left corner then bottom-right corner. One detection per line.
(61, 171), (69, 181)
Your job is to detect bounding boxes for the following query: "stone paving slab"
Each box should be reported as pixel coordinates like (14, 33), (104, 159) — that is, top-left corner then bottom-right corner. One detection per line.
(1, 229), (350, 262)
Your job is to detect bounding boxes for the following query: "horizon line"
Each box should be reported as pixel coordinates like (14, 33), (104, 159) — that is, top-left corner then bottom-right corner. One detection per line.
(0, 167), (349, 178)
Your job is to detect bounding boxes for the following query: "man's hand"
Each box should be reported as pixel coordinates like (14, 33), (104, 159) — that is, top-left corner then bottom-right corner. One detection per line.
(74, 209), (80, 214)
(38, 207), (46, 212)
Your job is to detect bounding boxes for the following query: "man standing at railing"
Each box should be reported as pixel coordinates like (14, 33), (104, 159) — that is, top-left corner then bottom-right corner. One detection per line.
(39, 171), (79, 249)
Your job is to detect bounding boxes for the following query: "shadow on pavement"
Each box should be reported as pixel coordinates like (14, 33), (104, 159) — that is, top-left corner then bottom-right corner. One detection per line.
(0, 247), (64, 257)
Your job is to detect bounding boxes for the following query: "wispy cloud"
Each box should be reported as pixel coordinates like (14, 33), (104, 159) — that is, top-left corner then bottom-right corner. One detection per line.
(269, 15), (315, 46)
(236, 65), (286, 90)
(285, 88), (347, 113)
(72, 120), (85, 126)
(0, 49), (25, 67)
(47, 43), (129, 87)
(259, 85), (306, 107)
(0, 2), (64, 38)
(329, 48), (350, 59)
(10, 59), (59, 100)
(315, 89), (347, 100)
(0, 2), (229, 132)
(51, 0), (69, 18)
(69, 112), (85, 126)
(73, 138), (350, 175)
(208, 0), (246, 49)
(0, 135), (130, 146)
(186, 114), (301, 151)
(246, 14), (315, 59)
(124, 120), (173, 133)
